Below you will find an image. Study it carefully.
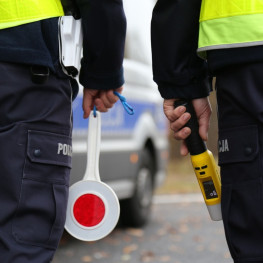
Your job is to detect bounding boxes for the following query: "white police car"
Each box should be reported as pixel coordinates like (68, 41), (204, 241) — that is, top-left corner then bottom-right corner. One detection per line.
(71, 58), (168, 227)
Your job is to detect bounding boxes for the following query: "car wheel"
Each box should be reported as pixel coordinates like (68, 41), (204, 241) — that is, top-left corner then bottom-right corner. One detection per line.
(120, 148), (154, 227)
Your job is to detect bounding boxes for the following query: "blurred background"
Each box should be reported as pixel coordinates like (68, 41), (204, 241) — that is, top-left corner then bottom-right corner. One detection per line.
(53, 0), (231, 262)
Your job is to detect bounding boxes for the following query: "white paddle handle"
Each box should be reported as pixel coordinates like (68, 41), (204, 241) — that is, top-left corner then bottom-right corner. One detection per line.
(83, 111), (101, 181)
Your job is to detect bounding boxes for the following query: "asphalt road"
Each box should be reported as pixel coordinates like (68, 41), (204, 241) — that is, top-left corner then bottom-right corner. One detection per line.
(53, 194), (233, 263)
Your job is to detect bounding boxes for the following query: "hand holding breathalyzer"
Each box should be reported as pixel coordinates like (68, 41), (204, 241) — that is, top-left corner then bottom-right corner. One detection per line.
(174, 99), (222, 221)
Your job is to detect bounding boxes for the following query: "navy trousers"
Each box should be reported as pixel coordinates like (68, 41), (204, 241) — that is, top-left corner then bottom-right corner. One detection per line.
(0, 62), (72, 263)
(216, 62), (263, 263)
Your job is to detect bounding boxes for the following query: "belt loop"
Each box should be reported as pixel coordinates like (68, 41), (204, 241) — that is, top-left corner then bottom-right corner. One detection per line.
(30, 66), (50, 84)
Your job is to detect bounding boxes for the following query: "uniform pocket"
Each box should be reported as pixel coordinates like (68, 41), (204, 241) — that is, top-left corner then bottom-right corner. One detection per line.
(12, 130), (72, 249)
(219, 125), (259, 185)
(219, 125), (263, 260)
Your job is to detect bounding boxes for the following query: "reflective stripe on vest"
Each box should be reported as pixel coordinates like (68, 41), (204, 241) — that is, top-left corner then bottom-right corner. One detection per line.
(0, 0), (64, 30)
(198, 0), (263, 58)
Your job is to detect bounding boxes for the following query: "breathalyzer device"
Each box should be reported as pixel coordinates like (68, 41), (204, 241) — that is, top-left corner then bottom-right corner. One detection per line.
(174, 99), (222, 221)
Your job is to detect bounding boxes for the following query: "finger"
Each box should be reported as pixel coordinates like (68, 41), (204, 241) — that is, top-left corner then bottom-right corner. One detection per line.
(170, 112), (191, 132)
(167, 106), (187, 123)
(99, 87), (123, 109)
(94, 98), (108, 112)
(180, 141), (189, 156)
(173, 127), (191, 140)
(192, 97), (212, 141)
(99, 91), (114, 108)
(163, 99), (178, 121)
(199, 120), (209, 141)
(198, 110), (211, 141)
(115, 86), (123, 94)
(109, 86), (124, 104)
(104, 89), (120, 106)
(82, 89), (98, 119)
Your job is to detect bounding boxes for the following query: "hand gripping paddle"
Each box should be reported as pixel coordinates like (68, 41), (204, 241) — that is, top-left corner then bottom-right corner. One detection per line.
(65, 110), (120, 241)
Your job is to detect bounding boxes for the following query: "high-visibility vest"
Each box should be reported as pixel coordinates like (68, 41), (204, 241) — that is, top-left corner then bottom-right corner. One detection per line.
(198, 0), (263, 58)
(0, 0), (64, 30)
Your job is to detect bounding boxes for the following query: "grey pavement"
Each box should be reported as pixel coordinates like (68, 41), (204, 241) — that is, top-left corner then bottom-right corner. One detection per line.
(53, 195), (232, 263)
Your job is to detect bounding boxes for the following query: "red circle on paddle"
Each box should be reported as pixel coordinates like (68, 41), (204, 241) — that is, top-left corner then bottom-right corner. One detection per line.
(73, 194), (106, 227)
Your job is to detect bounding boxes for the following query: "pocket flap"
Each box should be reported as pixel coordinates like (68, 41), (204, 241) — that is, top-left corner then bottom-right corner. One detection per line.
(27, 130), (72, 168)
(218, 125), (258, 165)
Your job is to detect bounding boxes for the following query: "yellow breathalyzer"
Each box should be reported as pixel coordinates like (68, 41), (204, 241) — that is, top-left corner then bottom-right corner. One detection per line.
(174, 100), (222, 221)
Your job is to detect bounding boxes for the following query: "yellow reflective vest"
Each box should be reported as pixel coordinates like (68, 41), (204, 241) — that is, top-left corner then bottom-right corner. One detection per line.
(198, 0), (263, 57)
(0, 0), (64, 30)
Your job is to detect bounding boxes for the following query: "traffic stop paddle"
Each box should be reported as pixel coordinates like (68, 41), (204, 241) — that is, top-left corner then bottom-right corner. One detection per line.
(65, 110), (120, 241)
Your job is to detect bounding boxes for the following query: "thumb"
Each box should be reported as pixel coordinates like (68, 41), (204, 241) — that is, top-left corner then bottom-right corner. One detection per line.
(198, 116), (209, 141)
(115, 86), (123, 94)
(82, 89), (99, 119)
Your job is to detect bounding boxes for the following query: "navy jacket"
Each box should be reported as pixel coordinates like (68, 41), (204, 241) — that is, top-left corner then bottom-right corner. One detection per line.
(0, 0), (126, 92)
(151, 0), (263, 100)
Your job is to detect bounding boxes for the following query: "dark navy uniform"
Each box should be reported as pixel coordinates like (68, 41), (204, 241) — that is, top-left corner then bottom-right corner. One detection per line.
(216, 63), (263, 261)
(0, 62), (72, 262)
(0, 1), (126, 262)
(152, 0), (263, 262)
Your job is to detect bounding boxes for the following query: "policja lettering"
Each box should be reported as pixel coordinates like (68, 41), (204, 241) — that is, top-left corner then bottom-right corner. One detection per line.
(218, 139), (229, 153)
(57, 143), (72, 156)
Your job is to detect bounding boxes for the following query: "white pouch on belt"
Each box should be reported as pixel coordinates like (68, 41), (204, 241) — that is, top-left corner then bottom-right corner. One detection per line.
(58, 16), (83, 77)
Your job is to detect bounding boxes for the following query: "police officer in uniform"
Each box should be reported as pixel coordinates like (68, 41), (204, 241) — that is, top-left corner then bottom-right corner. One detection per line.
(0, 0), (126, 262)
(152, 0), (263, 262)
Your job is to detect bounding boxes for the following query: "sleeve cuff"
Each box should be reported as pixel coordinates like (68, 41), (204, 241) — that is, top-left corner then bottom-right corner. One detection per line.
(79, 66), (124, 90)
(157, 75), (212, 99)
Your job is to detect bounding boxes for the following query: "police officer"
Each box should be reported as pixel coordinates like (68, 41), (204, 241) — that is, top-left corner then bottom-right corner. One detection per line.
(0, 0), (126, 262)
(152, 0), (263, 262)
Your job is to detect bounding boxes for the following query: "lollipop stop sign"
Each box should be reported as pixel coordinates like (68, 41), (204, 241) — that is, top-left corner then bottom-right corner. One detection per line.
(65, 110), (120, 241)
(73, 193), (106, 227)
